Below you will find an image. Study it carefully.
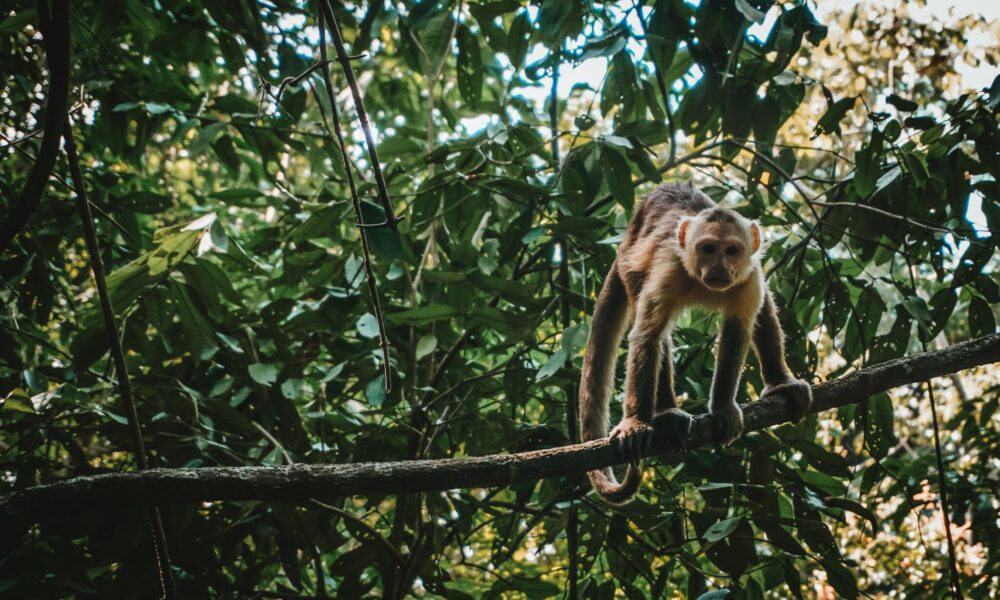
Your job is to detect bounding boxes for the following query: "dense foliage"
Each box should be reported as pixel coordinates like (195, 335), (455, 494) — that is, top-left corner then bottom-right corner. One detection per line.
(1, 0), (998, 597)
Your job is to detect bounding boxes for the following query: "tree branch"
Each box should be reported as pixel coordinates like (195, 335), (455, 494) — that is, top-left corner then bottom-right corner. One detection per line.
(317, 4), (392, 392)
(65, 118), (176, 598)
(2, 334), (997, 522)
(0, 0), (70, 254)
(319, 0), (402, 231)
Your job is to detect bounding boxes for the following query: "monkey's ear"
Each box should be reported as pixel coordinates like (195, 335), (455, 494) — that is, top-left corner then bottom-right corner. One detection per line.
(678, 217), (692, 248)
(750, 221), (762, 254)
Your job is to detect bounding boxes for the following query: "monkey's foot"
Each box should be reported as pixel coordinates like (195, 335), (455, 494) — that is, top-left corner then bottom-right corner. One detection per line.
(609, 417), (654, 464)
(653, 408), (693, 450)
(710, 403), (744, 446)
(763, 379), (813, 423)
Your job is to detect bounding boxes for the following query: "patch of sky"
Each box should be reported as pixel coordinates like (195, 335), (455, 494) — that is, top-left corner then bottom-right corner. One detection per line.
(746, 5), (780, 44)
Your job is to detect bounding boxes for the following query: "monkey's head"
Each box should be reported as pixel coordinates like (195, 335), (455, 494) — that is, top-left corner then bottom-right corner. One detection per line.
(677, 207), (761, 291)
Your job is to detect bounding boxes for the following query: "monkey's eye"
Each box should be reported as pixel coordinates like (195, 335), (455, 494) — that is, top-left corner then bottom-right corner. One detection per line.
(700, 244), (717, 255)
(726, 245), (740, 256)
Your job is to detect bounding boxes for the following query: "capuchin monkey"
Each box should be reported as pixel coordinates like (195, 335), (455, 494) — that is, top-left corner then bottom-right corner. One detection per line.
(579, 183), (812, 504)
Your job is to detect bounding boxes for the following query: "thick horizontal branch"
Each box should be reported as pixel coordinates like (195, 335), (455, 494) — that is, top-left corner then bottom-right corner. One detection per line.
(2, 334), (998, 522)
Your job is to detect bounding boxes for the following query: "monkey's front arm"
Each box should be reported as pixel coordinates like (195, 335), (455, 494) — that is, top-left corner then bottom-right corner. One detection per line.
(753, 293), (813, 422)
(710, 317), (750, 445)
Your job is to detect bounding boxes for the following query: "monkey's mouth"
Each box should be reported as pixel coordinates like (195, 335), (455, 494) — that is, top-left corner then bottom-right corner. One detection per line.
(702, 276), (732, 289)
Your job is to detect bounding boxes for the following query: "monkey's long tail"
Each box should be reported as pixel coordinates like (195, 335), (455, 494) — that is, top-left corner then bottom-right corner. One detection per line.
(578, 267), (641, 504)
(588, 463), (642, 505)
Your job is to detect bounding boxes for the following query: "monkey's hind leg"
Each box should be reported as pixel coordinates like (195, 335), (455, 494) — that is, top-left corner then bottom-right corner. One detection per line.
(652, 336), (693, 450)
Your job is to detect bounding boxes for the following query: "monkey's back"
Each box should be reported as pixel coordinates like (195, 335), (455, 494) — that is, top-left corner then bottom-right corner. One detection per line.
(622, 182), (715, 249)
(614, 183), (715, 301)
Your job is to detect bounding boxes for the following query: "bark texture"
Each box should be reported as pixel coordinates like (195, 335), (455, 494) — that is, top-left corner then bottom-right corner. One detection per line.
(2, 333), (997, 522)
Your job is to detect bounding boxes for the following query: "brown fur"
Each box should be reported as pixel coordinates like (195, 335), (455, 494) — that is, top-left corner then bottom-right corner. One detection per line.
(579, 183), (811, 504)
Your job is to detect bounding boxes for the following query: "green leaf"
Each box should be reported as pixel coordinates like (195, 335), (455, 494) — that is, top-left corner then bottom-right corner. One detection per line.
(415, 334), (437, 360)
(788, 440), (851, 479)
(602, 147), (635, 209)
(112, 101), (141, 112)
(119, 191), (174, 214)
(574, 115), (596, 131)
(968, 297), (996, 337)
(468, 273), (533, 298)
(210, 376), (235, 398)
(660, 46), (692, 86)
(886, 93), (918, 112)
(366, 375), (387, 407)
(901, 151), (929, 184)
(419, 11), (456, 74)
(1, 389), (33, 413)
(101, 410), (130, 426)
(928, 288), (957, 338)
(723, 85), (757, 140)
(861, 393), (896, 459)
(823, 497), (878, 532)
(920, 123), (946, 145)
(421, 270), (466, 283)
(755, 518), (807, 556)
(508, 578), (560, 597)
(820, 556), (858, 600)
(852, 143), (877, 197)
(218, 31), (245, 68)
(457, 26), (483, 107)
(904, 116), (935, 130)
(577, 27), (628, 59)
(359, 202), (402, 259)
(843, 285), (884, 360)
(695, 591), (731, 600)
(469, 0), (521, 20)
(508, 13), (532, 69)
(145, 102), (174, 115)
(537, 0), (578, 47)
(882, 118), (901, 141)
(562, 322), (589, 356)
(386, 304), (459, 325)
(212, 135), (241, 173)
(703, 516), (742, 542)
(536, 348), (568, 381)
(753, 95), (780, 149)
(902, 296), (932, 328)
(814, 96), (856, 137)
(249, 363), (278, 385)
(823, 281), (850, 336)
(987, 73), (1000, 111)
(873, 164), (901, 196)
(377, 137), (423, 159)
(356, 313), (380, 339)
(290, 205), (341, 243)
(471, 306), (531, 335)
(485, 177), (552, 198)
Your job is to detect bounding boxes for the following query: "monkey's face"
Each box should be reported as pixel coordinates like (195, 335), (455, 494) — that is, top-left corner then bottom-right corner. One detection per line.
(694, 236), (745, 290)
(679, 219), (760, 291)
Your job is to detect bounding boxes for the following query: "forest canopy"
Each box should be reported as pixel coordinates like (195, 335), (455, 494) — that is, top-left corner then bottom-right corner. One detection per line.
(1, 0), (999, 598)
